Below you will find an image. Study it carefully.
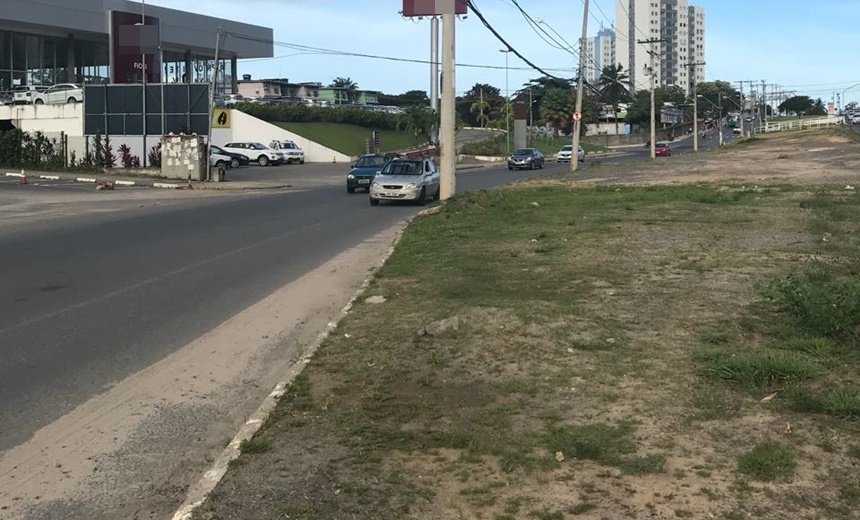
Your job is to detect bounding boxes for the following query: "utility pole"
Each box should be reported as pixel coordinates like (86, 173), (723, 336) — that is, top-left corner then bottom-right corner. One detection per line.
(638, 38), (665, 160)
(141, 0), (147, 167)
(688, 60), (705, 152)
(430, 16), (439, 143)
(570, 0), (589, 173)
(718, 92), (723, 147)
(760, 79), (767, 126)
(500, 49), (511, 155)
(438, 12), (456, 200)
(206, 27), (222, 182)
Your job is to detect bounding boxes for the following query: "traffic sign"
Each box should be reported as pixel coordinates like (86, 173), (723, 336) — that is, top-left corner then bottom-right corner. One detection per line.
(573, 111), (582, 121)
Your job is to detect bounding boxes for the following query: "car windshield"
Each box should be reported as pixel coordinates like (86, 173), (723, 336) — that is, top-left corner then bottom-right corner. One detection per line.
(382, 161), (422, 175)
(250, 143), (266, 150)
(560, 146), (572, 151)
(355, 156), (387, 168)
(282, 142), (298, 149)
(513, 149), (533, 156)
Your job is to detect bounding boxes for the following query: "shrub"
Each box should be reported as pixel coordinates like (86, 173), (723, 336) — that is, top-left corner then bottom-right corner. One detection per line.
(762, 269), (860, 338)
(148, 142), (162, 168)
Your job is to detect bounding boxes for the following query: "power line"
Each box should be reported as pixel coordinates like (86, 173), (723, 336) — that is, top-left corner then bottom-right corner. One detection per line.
(509, 0), (576, 55)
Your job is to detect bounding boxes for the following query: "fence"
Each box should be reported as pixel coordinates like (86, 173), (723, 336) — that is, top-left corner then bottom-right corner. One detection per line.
(761, 116), (840, 133)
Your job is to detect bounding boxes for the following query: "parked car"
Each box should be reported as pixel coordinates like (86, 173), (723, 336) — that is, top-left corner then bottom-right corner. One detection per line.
(556, 144), (585, 163)
(32, 83), (83, 104)
(209, 145), (250, 168)
(221, 142), (282, 166)
(209, 150), (235, 169)
(852, 114), (860, 125)
(223, 94), (248, 107)
(369, 157), (440, 206)
(347, 154), (388, 193)
(507, 148), (545, 170)
(12, 85), (47, 105)
(732, 126), (742, 134)
(655, 142), (672, 157)
(269, 140), (305, 164)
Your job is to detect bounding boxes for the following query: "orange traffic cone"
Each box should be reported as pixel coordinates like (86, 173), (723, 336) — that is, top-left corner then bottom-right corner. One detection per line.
(18, 175), (27, 185)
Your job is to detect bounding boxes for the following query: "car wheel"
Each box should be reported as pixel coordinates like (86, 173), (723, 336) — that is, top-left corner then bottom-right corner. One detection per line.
(299, 159), (305, 165)
(216, 160), (226, 169)
(347, 186), (355, 194)
(508, 165), (513, 170)
(230, 158), (240, 168)
(416, 187), (427, 206)
(67, 97), (77, 104)
(370, 197), (380, 206)
(258, 155), (269, 167)
(34, 99), (44, 105)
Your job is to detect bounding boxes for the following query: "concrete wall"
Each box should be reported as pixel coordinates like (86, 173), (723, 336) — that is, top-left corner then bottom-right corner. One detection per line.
(210, 110), (352, 164)
(0, 104), (84, 136)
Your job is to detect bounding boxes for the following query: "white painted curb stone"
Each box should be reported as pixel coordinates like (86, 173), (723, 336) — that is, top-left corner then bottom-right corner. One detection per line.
(115, 180), (136, 186)
(153, 182), (181, 189)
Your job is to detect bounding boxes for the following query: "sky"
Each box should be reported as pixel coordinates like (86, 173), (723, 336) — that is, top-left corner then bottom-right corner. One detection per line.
(147, 0), (860, 105)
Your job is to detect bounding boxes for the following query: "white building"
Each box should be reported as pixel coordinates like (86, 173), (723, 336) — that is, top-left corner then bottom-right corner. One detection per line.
(615, 0), (705, 96)
(585, 27), (616, 86)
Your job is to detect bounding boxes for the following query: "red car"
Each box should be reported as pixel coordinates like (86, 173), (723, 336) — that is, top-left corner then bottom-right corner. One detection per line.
(655, 142), (672, 156)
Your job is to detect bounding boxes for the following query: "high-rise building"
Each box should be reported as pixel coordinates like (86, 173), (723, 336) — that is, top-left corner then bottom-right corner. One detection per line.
(585, 27), (616, 86)
(614, 0), (705, 96)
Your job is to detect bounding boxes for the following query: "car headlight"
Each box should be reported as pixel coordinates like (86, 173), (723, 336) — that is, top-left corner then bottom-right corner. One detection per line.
(404, 183), (416, 189)
(371, 182), (380, 188)
(347, 174), (355, 179)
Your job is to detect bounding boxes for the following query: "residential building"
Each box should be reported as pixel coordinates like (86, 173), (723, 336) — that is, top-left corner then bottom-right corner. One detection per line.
(615, 0), (705, 96)
(237, 77), (380, 106)
(585, 27), (616, 86)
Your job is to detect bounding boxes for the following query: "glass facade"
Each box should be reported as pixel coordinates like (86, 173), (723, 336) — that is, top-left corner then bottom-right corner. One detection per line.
(0, 30), (110, 92)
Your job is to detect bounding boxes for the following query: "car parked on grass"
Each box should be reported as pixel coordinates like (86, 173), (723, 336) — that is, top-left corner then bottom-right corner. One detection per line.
(655, 142), (672, 157)
(269, 140), (305, 164)
(12, 85), (47, 105)
(209, 145), (250, 168)
(347, 154), (388, 193)
(507, 148), (545, 170)
(369, 157), (440, 206)
(32, 83), (83, 104)
(556, 144), (585, 163)
(221, 142), (282, 166)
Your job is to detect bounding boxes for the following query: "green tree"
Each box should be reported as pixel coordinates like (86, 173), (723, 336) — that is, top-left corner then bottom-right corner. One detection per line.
(330, 77), (358, 103)
(598, 64), (631, 135)
(810, 98), (827, 116)
(456, 83), (503, 127)
(695, 81), (740, 119)
(540, 87), (574, 137)
(470, 99), (490, 128)
(778, 95), (815, 116)
(626, 86), (687, 128)
(403, 106), (437, 143)
(521, 76), (574, 129)
(378, 90), (429, 108)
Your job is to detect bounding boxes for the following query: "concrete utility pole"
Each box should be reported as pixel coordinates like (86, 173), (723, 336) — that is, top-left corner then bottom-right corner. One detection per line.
(439, 12), (456, 200)
(206, 27), (222, 182)
(638, 38), (665, 160)
(760, 79), (767, 126)
(570, 0), (589, 173)
(500, 49), (512, 155)
(687, 61), (705, 152)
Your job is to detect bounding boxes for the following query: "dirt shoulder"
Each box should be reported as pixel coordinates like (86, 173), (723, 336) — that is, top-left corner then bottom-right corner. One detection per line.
(194, 129), (860, 520)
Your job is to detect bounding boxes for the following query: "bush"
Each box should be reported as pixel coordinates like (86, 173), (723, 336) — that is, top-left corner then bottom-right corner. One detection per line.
(117, 144), (141, 168)
(762, 269), (860, 338)
(461, 136), (506, 156)
(148, 143), (162, 168)
(0, 128), (65, 170)
(236, 103), (405, 131)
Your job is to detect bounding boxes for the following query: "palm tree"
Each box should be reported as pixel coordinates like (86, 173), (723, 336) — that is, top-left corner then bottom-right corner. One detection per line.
(470, 99), (490, 128)
(540, 87), (573, 137)
(330, 77), (358, 104)
(598, 64), (631, 135)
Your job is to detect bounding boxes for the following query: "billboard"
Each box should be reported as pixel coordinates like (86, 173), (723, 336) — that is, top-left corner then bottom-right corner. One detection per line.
(110, 10), (162, 84)
(402, 0), (467, 16)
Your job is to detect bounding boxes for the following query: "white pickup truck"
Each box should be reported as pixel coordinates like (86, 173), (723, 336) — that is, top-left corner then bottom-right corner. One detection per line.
(269, 140), (305, 164)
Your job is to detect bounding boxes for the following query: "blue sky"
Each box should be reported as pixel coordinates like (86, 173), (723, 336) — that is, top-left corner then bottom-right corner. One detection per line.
(148, 0), (860, 104)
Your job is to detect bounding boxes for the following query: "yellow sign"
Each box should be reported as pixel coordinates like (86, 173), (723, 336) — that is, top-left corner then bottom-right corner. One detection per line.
(212, 109), (231, 128)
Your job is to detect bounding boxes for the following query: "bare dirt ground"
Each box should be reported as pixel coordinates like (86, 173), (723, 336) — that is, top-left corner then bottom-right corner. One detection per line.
(194, 129), (860, 520)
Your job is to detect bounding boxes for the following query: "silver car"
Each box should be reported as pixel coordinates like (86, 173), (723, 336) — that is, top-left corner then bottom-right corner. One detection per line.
(369, 157), (440, 206)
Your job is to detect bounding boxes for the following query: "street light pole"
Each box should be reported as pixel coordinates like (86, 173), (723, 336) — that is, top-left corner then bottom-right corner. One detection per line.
(141, 0), (147, 167)
(570, 0), (589, 173)
(499, 49), (511, 155)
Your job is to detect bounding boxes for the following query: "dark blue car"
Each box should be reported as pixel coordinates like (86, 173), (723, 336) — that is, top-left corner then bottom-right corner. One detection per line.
(347, 154), (388, 193)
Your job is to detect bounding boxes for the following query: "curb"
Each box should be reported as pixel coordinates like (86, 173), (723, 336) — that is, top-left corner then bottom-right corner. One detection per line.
(153, 182), (182, 189)
(4, 172), (25, 178)
(169, 221), (413, 520)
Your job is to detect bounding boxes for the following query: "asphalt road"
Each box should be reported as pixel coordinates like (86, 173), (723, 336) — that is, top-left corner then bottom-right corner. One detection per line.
(0, 160), (588, 452)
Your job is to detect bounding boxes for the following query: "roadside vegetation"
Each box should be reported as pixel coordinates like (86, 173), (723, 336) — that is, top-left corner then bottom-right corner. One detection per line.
(274, 122), (420, 156)
(461, 134), (608, 156)
(196, 131), (860, 519)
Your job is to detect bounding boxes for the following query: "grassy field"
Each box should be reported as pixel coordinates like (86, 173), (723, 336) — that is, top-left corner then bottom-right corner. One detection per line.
(274, 122), (421, 156)
(197, 150), (860, 519)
